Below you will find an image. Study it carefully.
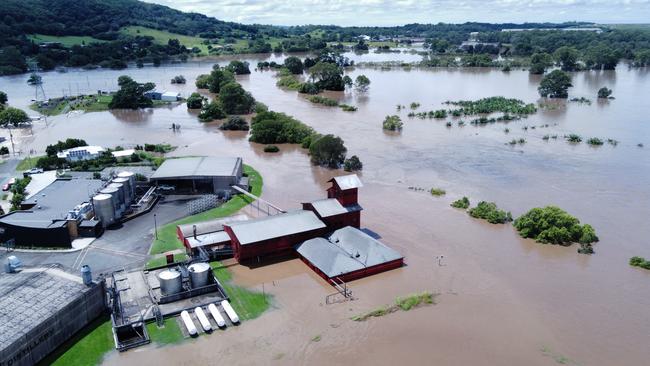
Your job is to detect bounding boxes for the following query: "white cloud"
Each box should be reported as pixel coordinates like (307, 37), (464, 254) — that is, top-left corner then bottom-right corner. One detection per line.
(142, 0), (650, 26)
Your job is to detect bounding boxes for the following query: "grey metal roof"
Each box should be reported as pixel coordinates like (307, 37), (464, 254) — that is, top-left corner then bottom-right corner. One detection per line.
(177, 214), (248, 238)
(186, 231), (232, 248)
(296, 227), (403, 278)
(226, 210), (326, 245)
(150, 157), (242, 180)
(330, 174), (363, 190)
(307, 198), (363, 218)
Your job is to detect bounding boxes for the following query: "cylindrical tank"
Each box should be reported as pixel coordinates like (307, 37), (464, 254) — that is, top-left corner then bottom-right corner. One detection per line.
(107, 182), (125, 211)
(112, 177), (132, 205)
(158, 268), (182, 296)
(93, 193), (115, 228)
(221, 299), (239, 323)
(194, 307), (212, 332)
(180, 310), (198, 336)
(99, 186), (120, 218)
(117, 171), (136, 201)
(208, 303), (226, 328)
(188, 262), (210, 288)
(81, 265), (92, 285)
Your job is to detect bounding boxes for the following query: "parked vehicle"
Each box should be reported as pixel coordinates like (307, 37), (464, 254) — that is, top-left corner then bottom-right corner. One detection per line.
(2, 178), (16, 191)
(157, 185), (175, 192)
(23, 168), (44, 177)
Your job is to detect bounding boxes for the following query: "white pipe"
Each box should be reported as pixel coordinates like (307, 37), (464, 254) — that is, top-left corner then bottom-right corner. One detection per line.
(194, 307), (212, 332)
(180, 310), (198, 336)
(221, 300), (239, 323)
(208, 303), (226, 328)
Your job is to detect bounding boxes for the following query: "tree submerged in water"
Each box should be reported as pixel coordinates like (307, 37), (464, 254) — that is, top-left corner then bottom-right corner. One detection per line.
(538, 70), (572, 98)
(468, 201), (512, 224)
(597, 87), (613, 99)
(382, 115), (403, 131)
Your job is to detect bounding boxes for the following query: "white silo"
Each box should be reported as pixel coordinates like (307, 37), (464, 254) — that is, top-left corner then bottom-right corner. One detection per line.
(112, 177), (132, 206)
(107, 182), (126, 213)
(100, 186), (121, 219)
(93, 193), (115, 228)
(117, 171), (136, 201)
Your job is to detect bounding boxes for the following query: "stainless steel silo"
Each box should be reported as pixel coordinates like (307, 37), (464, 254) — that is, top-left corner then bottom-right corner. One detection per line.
(158, 268), (183, 296)
(188, 262), (211, 288)
(93, 193), (115, 228)
(99, 186), (120, 218)
(112, 177), (132, 205)
(117, 171), (136, 202)
(107, 182), (125, 213)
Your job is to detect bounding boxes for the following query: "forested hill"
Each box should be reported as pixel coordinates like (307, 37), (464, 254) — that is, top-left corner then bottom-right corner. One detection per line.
(0, 0), (259, 40)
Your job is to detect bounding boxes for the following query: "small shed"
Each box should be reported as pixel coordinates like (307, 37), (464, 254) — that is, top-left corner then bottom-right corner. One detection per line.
(161, 91), (181, 102)
(302, 198), (362, 230)
(296, 226), (404, 283)
(327, 174), (363, 206)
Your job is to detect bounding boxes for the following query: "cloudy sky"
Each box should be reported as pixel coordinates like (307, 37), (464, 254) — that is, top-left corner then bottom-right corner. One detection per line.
(143, 0), (650, 26)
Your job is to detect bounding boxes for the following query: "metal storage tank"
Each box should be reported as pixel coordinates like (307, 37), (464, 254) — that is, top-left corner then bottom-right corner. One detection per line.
(188, 262), (211, 288)
(158, 268), (182, 296)
(117, 171), (136, 201)
(81, 265), (92, 286)
(99, 186), (121, 218)
(107, 182), (125, 209)
(93, 193), (115, 228)
(112, 177), (132, 205)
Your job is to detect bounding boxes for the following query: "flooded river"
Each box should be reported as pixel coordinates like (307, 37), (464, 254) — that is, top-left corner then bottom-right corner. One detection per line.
(1, 53), (649, 365)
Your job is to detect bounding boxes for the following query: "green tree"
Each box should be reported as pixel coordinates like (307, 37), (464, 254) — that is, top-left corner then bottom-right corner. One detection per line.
(597, 87), (612, 99)
(634, 49), (650, 67)
(514, 206), (598, 246)
(0, 91), (7, 105)
(529, 52), (552, 74)
(553, 46), (579, 71)
(309, 134), (347, 168)
(195, 74), (211, 89)
(186, 92), (205, 109)
(198, 101), (226, 122)
(208, 67), (236, 93)
(382, 115), (403, 131)
(108, 76), (155, 109)
(309, 62), (345, 91)
(468, 201), (512, 224)
(354, 75), (371, 92)
(538, 70), (572, 98)
(0, 46), (28, 75)
(284, 56), (304, 74)
(584, 45), (620, 70)
(343, 155), (363, 171)
(27, 73), (42, 85)
(0, 107), (30, 127)
(218, 82), (255, 114)
(226, 60), (251, 75)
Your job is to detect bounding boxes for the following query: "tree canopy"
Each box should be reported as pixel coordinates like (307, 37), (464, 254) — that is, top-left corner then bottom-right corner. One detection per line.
(284, 56), (304, 74)
(218, 82), (255, 114)
(226, 60), (251, 75)
(538, 70), (572, 98)
(309, 134), (347, 168)
(108, 76), (155, 109)
(0, 107), (30, 126)
(309, 62), (345, 91)
(514, 206), (599, 246)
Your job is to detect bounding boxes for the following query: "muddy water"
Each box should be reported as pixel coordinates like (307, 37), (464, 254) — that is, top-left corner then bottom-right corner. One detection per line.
(2, 55), (650, 365)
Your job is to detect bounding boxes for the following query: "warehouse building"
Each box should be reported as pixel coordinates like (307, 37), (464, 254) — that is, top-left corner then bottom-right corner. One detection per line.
(296, 226), (404, 282)
(224, 210), (327, 262)
(150, 157), (245, 195)
(0, 177), (104, 248)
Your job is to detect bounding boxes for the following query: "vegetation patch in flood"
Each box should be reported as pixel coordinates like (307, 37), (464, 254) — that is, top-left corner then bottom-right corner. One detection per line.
(444, 96), (537, 116)
(352, 292), (438, 322)
(451, 197), (470, 209)
(468, 201), (513, 224)
(307, 95), (339, 107)
(382, 115), (403, 131)
(629, 256), (650, 270)
(514, 206), (598, 254)
(430, 188), (446, 196)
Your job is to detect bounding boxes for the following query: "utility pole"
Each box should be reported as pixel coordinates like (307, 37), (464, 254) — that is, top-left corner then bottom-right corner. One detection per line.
(9, 128), (15, 156)
(154, 214), (158, 240)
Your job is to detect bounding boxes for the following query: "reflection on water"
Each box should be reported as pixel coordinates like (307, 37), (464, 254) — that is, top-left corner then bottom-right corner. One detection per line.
(2, 57), (650, 365)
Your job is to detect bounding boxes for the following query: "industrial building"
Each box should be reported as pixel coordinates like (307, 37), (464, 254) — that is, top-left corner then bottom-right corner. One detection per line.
(224, 210), (328, 262)
(176, 215), (248, 257)
(0, 266), (105, 366)
(56, 145), (105, 162)
(150, 157), (245, 195)
(296, 226), (404, 282)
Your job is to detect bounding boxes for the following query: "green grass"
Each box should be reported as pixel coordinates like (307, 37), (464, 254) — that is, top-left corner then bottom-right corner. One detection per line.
(145, 253), (189, 270)
(28, 34), (106, 47)
(121, 26), (210, 54)
(430, 188), (446, 196)
(16, 155), (44, 171)
(50, 318), (114, 366)
(210, 261), (271, 321)
(31, 95), (172, 116)
(352, 292), (438, 322)
(149, 164), (263, 255)
(146, 317), (184, 345)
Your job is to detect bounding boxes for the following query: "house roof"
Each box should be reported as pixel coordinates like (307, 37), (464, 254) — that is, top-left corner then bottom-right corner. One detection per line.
(296, 226), (403, 278)
(178, 214), (248, 239)
(225, 210), (326, 245)
(307, 198), (363, 218)
(150, 157), (241, 180)
(186, 231), (232, 249)
(56, 145), (105, 158)
(329, 174), (363, 190)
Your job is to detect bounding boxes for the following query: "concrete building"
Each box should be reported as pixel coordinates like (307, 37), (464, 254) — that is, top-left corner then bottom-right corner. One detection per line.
(0, 177), (104, 248)
(224, 210), (327, 262)
(296, 226), (404, 282)
(150, 157), (244, 195)
(56, 145), (105, 162)
(0, 266), (106, 366)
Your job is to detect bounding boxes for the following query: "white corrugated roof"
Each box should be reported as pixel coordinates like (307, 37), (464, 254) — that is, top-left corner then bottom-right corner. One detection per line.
(151, 156), (241, 180)
(309, 199), (347, 217)
(226, 210), (326, 245)
(330, 174), (363, 190)
(56, 145), (105, 158)
(186, 231), (232, 248)
(296, 227), (403, 278)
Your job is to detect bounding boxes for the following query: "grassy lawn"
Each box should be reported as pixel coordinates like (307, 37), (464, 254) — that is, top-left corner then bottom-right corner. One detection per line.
(210, 261), (271, 321)
(146, 317), (184, 345)
(149, 164), (263, 255)
(30, 95), (175, 116)
(121, 26), (210, 54)
(50, 318), (114, 366)
(28, 34), (106, 47)
(145, 253), (189, 269)
(16, 155), (44, 171)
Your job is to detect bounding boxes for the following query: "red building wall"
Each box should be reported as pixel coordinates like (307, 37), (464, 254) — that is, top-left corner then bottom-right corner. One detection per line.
(327, 185), (358, 206)
(298, 255), (404, 284)
(301, 203), (361, 231)
(176, 226), (190, 250)
(224, 225), (328, 262)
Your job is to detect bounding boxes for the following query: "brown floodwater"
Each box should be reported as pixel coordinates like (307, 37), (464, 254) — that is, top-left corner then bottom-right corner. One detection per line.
(1, 54), (649, 365)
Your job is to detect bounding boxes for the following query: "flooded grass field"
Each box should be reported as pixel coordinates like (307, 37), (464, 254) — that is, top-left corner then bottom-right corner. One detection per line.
(2, 52), (649, 365)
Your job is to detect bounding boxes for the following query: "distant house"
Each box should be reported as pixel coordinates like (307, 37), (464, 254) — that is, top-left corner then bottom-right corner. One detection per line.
(111, 149), (136, 159)
(144, 91), (162, 100)
(161, 91), (181, 102)
(57, 146), (105, 162)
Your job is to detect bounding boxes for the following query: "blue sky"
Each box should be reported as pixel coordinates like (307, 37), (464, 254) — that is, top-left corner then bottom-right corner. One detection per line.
(144, 0), (650, 26)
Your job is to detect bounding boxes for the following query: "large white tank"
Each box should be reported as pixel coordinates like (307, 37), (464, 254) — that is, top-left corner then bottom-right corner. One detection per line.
(107, 182), (125, 212)
(112, 177), (132, 205)
(207, 303), (226, 328)
(188, 262), (211, 288)
(221, 300), (239, 323)
(158, 268), (182, 296)
(180, 310), (198, 336)
(93, 193), (115, 228)
(194, 307), (212, 332)
(99, 186), (121, 218)
(117, 171), (136, 201)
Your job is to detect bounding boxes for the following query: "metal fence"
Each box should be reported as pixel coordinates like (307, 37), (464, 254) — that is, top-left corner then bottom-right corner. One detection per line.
(187, 195), (220, 215)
